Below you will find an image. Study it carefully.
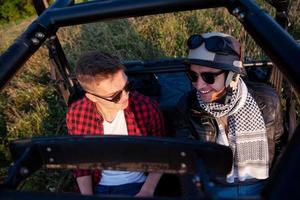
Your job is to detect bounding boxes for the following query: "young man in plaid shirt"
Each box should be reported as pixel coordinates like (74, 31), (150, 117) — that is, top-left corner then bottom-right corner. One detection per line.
(66, 51), (165, 196)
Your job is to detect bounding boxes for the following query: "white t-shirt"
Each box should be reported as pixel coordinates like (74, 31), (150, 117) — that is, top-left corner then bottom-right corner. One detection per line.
(99, 110), (146, 186)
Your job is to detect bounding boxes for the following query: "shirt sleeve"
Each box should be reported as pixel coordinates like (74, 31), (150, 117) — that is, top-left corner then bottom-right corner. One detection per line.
(66, 110), (75, 135)
(66, 109), (93, 178)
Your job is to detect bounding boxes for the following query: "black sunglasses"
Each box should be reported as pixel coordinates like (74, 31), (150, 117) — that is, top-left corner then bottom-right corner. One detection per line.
(187, 70), (225, 84)
(87, 81), (132, 103)
(187, 34), (240, 57)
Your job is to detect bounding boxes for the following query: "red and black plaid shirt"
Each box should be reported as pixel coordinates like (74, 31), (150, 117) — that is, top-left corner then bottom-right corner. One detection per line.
(66, 91), (165, 185)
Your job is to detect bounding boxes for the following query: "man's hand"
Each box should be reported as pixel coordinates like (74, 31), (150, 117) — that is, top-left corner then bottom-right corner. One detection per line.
(135, 173), (162, 197)
(77, 175), (93, 195)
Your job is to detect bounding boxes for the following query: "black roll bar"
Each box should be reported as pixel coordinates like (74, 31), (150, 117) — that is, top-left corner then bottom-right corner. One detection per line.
(2, 136), (232, 190)
(1, 0), (300, 92)
(48, 0), (227, 27)
(0, 0), (300, 198)
(0, 0), (228, 90)
(0, 0), (74, 89)
(228, 0), (300, 93)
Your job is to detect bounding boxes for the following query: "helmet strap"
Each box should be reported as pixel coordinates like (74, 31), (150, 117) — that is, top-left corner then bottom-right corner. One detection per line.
(224, 72), (240, 104)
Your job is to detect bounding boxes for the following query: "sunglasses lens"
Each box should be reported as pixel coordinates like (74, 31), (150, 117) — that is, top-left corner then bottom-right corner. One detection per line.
(205, 37), (226, 52)
(205, 36), (239, 57)
(187, 70), (199, 82)
(187, 70), (224, 84)
(187, 35), (204, 49)
(111, 81), (131, 103)
(201, 73), (216, 84)
(111, 91), (122, 103)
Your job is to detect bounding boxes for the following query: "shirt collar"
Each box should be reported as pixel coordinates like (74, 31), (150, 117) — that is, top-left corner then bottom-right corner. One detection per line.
(91, 92), (136, 122)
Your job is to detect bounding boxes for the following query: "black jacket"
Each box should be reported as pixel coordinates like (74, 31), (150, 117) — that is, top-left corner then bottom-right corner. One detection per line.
(175, 80), (285, 168)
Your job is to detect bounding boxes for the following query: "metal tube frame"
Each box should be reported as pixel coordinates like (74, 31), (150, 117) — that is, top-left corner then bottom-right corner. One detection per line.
(1, 0), (299, 91)
(0, 0), (300, 198)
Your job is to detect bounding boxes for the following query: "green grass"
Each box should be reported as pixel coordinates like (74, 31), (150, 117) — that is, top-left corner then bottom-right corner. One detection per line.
(0, 0), (299, 192)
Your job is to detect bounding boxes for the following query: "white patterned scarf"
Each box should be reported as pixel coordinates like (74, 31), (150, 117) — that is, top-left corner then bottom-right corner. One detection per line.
(197, 78), (269, 182)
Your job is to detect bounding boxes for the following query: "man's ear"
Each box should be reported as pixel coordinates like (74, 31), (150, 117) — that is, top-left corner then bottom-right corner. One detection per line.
(85, 93), (98, 102)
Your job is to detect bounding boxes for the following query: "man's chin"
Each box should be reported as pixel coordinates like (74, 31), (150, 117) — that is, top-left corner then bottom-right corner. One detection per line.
(202, 99), (213, 103)
(200, 94), (213, 103)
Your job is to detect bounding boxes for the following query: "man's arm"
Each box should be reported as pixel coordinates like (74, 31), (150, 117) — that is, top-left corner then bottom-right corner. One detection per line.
(77, 175), (93, 195)
(66, 108), (97, 195)
(135, 173), (162, 197)
(273, 91), (286, 165)
(134, 97), (163, 196)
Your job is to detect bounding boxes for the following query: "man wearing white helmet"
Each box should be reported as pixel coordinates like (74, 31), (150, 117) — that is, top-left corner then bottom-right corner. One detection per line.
(175, 32), (285, 198)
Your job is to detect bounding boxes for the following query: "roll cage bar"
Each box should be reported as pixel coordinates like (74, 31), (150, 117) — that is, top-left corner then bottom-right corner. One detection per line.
(0, 0), (300, 199)
(0, 0), (299, 92)
(2, 136), (232, 189)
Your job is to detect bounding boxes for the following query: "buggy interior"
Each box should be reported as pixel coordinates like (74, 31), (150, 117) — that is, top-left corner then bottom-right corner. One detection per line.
(0, 0), (300, 199)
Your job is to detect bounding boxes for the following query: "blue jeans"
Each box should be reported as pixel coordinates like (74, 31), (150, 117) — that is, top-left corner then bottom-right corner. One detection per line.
(204, 180), (266, 199)
(95, 182), (144, 196)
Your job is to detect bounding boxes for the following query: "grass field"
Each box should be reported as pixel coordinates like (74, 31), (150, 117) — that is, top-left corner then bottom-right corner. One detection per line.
(0, 0), (299, 192)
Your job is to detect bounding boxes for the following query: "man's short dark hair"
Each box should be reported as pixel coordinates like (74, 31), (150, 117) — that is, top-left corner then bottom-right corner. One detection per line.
(75, 51), (125, 89)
